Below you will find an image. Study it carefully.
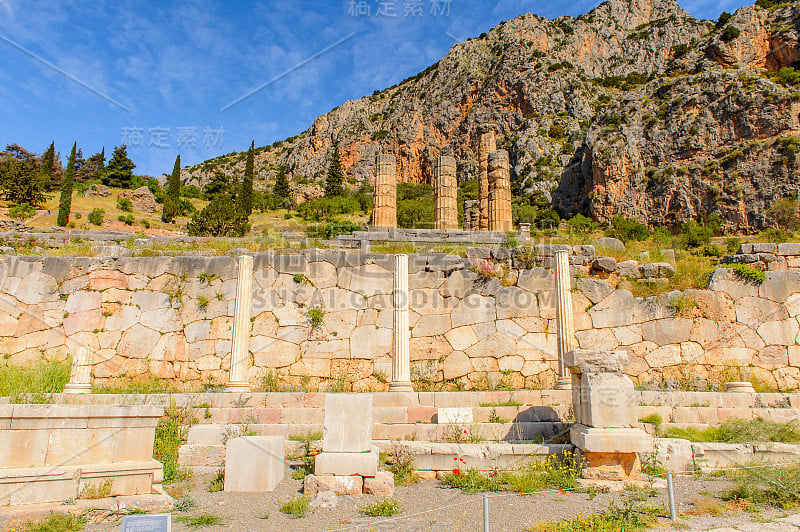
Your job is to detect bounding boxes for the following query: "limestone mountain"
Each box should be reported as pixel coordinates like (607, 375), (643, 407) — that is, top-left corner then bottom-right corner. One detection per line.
(183, 0), (800, 232)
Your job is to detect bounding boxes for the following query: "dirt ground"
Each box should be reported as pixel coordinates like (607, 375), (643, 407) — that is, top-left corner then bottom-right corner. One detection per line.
(0, 465), (791, 532)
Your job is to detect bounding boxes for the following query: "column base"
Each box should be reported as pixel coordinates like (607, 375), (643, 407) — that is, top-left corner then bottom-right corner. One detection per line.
(224, 382), (251, 393)
(387, 381), (414, 392)
(554, 376), (572, 390)
(63, 383), (92, 394)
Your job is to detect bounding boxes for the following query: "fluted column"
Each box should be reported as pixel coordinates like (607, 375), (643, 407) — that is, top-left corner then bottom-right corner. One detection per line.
(554, 250), (574, 390)
(63, 346), (92, 394)
(373, 154), (397, 228)
(433, 156), (458, 230)
(389, 254), (413, 391)
(226, 255), (253, 392)
(478, 128), (496, 231)
(488, 149), (512, 232)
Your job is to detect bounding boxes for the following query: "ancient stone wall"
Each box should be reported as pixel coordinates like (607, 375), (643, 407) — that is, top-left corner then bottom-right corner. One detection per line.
(1, 250), (800, 390)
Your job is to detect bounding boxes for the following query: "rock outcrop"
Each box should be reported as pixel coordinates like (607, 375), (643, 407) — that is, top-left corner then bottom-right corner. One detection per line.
(184, 0), (800, 231)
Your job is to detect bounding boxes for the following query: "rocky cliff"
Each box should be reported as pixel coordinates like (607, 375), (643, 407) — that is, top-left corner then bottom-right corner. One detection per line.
(184, 0), (800, 232)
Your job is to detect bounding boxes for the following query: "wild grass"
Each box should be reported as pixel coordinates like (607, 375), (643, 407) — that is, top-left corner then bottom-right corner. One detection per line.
(176, 513), (224, 528)
(92, 375), (182, 394)
(0, 359), (70, 403)
(535, 501), (654, 531)
(280, 495), (311, 518)
(288, 431), (321, 479)
(154, 404), (194, 483)
(385, 445), (419, 486)
(206, 469), (224, 492)
(361, 498), (402, 517)
(661, 418), (800, 443)
(79, 478), (112, 499)
(21, 512), (85, 532)
(443, 451), (582, 494)
(724, 462), (800, 508)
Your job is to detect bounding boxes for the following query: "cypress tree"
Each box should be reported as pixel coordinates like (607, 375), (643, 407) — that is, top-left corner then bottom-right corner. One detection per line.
(236, 141), (254, 217)
(162, 154), (181, 223)
(41, 142), (55, 190)
(94, 148), (105, 181)
(57, 143), (76, 227)
(324, 145), (344, 197)
(273, 165), (290, 199)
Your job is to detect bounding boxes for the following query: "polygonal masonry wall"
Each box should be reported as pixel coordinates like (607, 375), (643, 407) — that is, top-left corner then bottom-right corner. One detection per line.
(1, 252), (800, 390)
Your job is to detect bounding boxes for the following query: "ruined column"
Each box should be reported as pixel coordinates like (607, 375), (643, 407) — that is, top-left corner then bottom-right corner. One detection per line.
(433, 156), (458, 231)
(388, 254), (413, 391)
(488, 149), (512, 232)
(463, 200), (479, 231)
(372, 154), (397, 229)
(63, 346), (92, 394)
(478, 127), (496, 230)
(554, 250), (574, 390)
(226, 255), (253, 392)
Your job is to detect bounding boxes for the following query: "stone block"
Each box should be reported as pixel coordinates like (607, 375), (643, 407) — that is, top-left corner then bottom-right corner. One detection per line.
(314, 451), (378, 476)
(303, 474), (363, 496)
(322, 394), (372, 452)
(576, 373), (637, 428)
(777, 243), (800, 256)
(653, 438), (693, 472)
(570, 425), (653, 453)
(437, 407), (473, 424)
(363, 471), (395, 496)
(592, 257), (616, 273)
(565, 349), (628, 373)
(223, 436), (284, 492)
(592, 237), (625, 252)
(577, 278), (614, 304)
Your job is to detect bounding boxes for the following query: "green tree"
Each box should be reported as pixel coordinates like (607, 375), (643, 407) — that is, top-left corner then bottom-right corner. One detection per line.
(187, 193), (248, 236)
(273, 165), (290, 199)
(162, 155), (181, 223)
(88, 148), (105, 181)
(236, 141), (254, 217)
(0, 144), (46, 206)
(40, 142), (56, 190)
(103, 145), (135, 188)
(324, 145), (344, 197)
(57, 142), (77, 226)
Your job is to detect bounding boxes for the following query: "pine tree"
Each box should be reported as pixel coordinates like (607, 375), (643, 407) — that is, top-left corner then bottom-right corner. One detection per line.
(57, 143), (76, 227)
(236, 141), (254, 217)
(273, 165), (290, 199)
(324, 145), (344, 197)
(0, 144), (46, 206)
(103, 145), (135, 188)
(40, 142), (56, 190)
(162, 154), (181, 223)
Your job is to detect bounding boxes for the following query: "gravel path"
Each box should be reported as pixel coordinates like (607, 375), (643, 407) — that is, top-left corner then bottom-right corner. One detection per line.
(1, 469), (795, 531)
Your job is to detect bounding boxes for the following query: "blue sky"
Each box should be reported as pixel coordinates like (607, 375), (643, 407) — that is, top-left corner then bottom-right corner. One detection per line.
(0, 0), (751, 177)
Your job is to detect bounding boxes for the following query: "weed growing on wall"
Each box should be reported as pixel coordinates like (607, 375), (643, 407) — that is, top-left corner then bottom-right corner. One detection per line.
(154, 404), (195, 483)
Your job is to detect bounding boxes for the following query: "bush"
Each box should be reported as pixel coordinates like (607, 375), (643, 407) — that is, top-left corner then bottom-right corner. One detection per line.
(281, 495), (311, 518)
(187, 194), (249, 237)
(8, 202), (35, 220)
(700, 244), (724, 257)
(566, 213), (597, 233)
(361, 498), (402, 517)
(319, 221), (362, 239)
(117, 214), (134, 226)
(716, 11), (732, 28)
(605, 216), (650, 243)
(768, 196), (799, 230)
(721, 25), (740, 42)
(672, 43), (690, 58)
(731, 263), (766, 284)
(88, 208), (104, 226)
(726, 237), (742, 253)
(539, 502), (652, 532)
(680, 220), (714, 248)
(117, 197), (133, 212)
(442, 452), (581, 494)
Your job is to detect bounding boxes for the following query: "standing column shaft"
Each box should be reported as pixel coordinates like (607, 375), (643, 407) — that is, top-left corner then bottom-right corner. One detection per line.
(373, 154), (397, 228)
(554, 250), (574, 390)
(433, 156), (458, 230)
(478, 129), (495, 231)
(488, 149), (512, 232)
(389, 254), (413, 391)
(226, 255), (253, 392)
